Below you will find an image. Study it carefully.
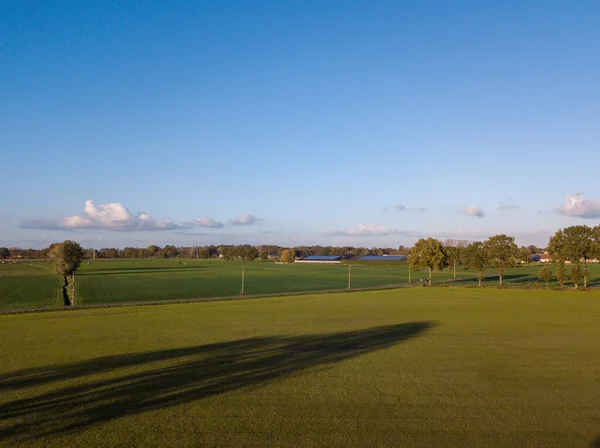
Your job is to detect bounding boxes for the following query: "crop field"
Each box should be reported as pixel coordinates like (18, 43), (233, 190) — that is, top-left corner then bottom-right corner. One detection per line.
(2, 259), (600, 309)
(1, 287), (600, 447)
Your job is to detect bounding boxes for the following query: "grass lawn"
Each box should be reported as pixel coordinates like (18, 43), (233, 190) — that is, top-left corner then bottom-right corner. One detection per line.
(1, 288), (600, 447)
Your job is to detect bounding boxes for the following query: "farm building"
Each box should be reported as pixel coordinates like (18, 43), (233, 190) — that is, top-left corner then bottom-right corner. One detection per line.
(295, 255), (342, 264)
(540, 252), (551, 262)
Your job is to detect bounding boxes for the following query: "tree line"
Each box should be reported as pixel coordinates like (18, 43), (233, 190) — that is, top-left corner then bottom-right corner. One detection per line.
(409, 225), (600, 289)
(0, 244), (411, 261)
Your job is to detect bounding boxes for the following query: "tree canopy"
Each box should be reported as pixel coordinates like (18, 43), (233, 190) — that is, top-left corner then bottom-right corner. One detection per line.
(462, 241), (489, 287)
(280, 249), (295, 264)
(408, 238), (447, 286)
(47, 241), (86, 277)
(548, 225), (596, 288)
(484, 234), (518, 286)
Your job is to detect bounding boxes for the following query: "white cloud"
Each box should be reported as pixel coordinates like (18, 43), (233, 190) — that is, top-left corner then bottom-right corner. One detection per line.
(228, 213), (264, 226)
(461, 205), (485, 218)
(21, 200), (181, 231)
(329, 223), (421, 237)
(555, 193), (600, 219)
(187, 217), (224, 228)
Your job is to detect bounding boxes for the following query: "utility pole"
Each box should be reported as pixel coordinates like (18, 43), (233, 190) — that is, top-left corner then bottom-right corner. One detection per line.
(348, 264), (352, 289)
(72, 272), (75, 305)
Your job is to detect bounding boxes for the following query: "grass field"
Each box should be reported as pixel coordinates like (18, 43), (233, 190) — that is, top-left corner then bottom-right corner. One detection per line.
(3, 259), (600, 309)
(1, 287), (600, 447)
(0, 259), (465, 308)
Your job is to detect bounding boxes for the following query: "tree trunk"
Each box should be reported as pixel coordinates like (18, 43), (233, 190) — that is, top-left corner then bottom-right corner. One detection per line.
(61, 276), (70, 306)
(478, 275), (482, 288)
(545, 280), (549, 289)
(499, 269), (503, 287)
(453, 259), (456, 279)
(584, 275), (587, 289)
(428, 267), (432, 286)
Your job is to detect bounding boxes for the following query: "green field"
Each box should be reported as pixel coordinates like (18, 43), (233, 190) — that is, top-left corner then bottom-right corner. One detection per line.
(2, 259), (600, 309)
(2, 287), (600, 447)
(0, 259), (462, 308)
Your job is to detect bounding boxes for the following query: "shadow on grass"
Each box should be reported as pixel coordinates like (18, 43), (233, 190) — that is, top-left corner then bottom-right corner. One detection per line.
(0, 322), (432, 442)
(447, 273), (532, 286)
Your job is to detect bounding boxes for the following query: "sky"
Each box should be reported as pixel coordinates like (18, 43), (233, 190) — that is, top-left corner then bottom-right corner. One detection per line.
(1, 0), (599, 249)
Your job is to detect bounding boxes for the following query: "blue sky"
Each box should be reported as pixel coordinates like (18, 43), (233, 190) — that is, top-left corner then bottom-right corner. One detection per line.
(2, 0), (599, 249)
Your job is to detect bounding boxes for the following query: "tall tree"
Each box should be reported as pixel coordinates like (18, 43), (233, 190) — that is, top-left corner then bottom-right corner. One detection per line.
(462, 241), (489, 287)
(555, 258), (567, 288)
(46, 241), (85, 306)
(484, 234), (518, 287)
(280, 249), (295, 264)
(0, 247), (9, 259)
(548, 226), (594, 288)
(570, 263), (583, 290)
(538, 265), (553, 289)
(518, 246), (531, 264)
(443, 239), (468, 279)
(408, 238), (447, 286)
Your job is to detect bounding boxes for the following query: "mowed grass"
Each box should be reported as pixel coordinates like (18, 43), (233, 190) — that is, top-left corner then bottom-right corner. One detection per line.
(1, 288), (600, 447)
(1, 259), (471, 307)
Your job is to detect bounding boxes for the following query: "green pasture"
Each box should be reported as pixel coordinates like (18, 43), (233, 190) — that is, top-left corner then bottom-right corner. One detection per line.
(2, 288), (600, 447)
(2, 259), (600, 309)
(0, 259), (463, 308)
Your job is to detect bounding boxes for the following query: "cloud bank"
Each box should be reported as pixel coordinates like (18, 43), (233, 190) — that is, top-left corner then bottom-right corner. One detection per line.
(461, 205), (485, 218)
(555, 193), (600, 219)
(187, 217), (224, 228)
(21, 200), (181, 231)
(228, 213), (264, 226)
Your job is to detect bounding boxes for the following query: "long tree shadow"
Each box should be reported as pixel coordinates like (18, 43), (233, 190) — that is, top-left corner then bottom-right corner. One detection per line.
(448, 273), (531, 286)
(0, 322), (432, 443)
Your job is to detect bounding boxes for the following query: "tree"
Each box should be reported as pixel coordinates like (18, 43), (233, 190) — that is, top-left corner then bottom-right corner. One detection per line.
(518, 246), (531, 264)
(548, 226), (594, 288)
(484, 234), (518, 287)
(570, 263), (583, 290)
(145, 245), (160, 258)
(122, 247), (139, 259)
(46, 241), (85, 306)
(280, 249), (295, 264)
(462, 241), (489, 287)
(555, 257), (567, 288)
(0, 247), (9, 259)
(443, 240), (468, 279)
(538, 265), (553, 289)
(198, 247), (211, 259)
(408, 238), (447, 286)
